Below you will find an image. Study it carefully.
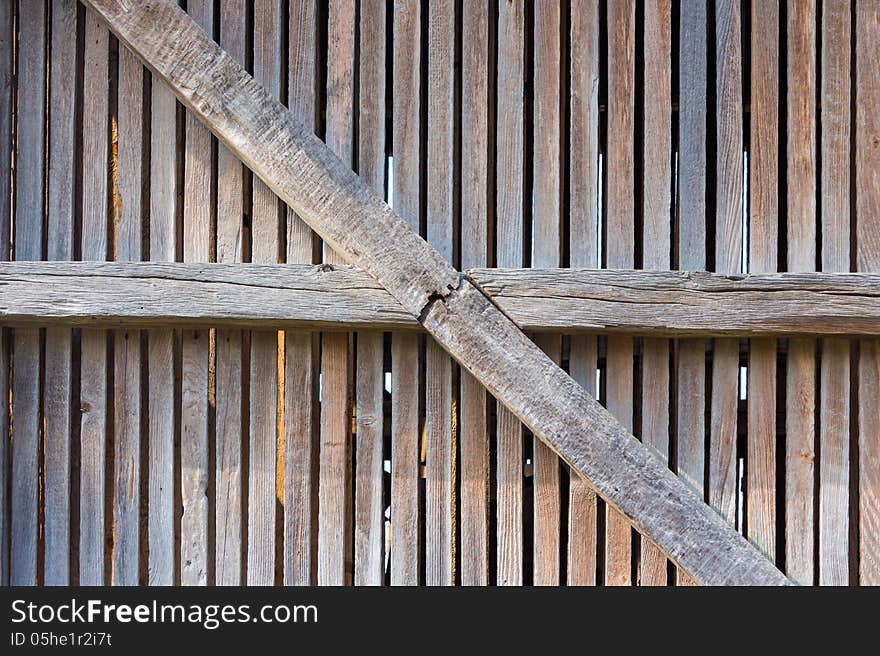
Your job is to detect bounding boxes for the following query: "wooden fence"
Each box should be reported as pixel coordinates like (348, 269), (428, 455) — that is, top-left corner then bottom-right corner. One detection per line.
(0, 0), (878, 586)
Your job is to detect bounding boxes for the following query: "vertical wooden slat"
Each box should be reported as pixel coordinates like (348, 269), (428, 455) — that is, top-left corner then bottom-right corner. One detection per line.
(856, 0), (880, 587)
(676, 0), (707, 587)
(604, 0), (635, 587)
(818, 0), (850, 587)
(785, 0), (816, 586)
(567, 0), (600, 587)
(532, 0), (562, 586)
(0, 0), (12, 586)
(44, 0), (77, 586)
(459, 0), (489, 587)
(147, 62), (178, 587)
(639, 0), (672, 587)
(284, 0), (318, 586)
(215, 0), (245, 587)
(748, 0), (779, 564)
(79, 8), (108, 586)
(248, 0), (282, 586)
(390, 0), (421, 587)
(11, 0), (46, 587)
(710, 0), (742, 533)
(318, 0), (355, 586)
(495, 0), (524, 586)
(425, 0), (455, 586)
(180, 0), (212, 586)
(112, 41), (144, 585)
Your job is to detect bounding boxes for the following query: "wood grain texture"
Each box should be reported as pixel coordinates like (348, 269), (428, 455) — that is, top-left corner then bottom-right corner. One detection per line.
(248, 0), (281, 587)
(494, 0), (524, 586)
(112, 42), (145, 585)
(215, 0), (245, 587)
(748, 0), (779, 565)
(710, 0), (743, 533)
(856, 0), (880, 586)
(79, 9), (108, 586)
(284, 0), (319, 587)
(147, 54), (178, 586)
(0, 0), (12, 586)
(567, 0), (600, 587)
(85, 0), (792, 585)
(784, 0), (817, 586)
(604, 0), (635, 587)
(8, 264), (880, 336)
(44, 0), (77, 587)
(819, 0), (851, 586)
(531, 0), (562, 586)
(389, 0), (421, 587)
(639, 0), (672, 587)
(458, 0), (489, 587)
(425, 0), (455, 587)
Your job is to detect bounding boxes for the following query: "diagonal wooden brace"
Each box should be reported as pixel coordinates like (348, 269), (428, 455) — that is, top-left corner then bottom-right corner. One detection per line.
(85, 0), (792, 585)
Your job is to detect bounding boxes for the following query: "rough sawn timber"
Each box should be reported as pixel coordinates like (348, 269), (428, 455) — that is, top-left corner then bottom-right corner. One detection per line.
(84, 0), (790, 586)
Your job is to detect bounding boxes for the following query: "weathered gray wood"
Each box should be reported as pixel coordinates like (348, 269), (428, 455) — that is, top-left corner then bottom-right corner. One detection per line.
(390, 0), (421, 587)
(284, 0), (318, 586)
(112, 42), (145, 586)
(495, 0), (525, 587)
(567, 0), (600, 587)
(215, 0), (245, 587)
(10, 0), (46, 587)
(352, 0), (386, 588)
(819, 0), (851, 587)
(147, 51), (178, 586)
(248, 0), (281, 587)
(318, 0), (355, 587)
(856, 0), (880, 587)
(44, 0), (77, 587)
(785, 0), (817, 586)
(604, 0), (635, 587)
(639, 0), (672, 588)
(749, 0), (779, 565)
(85, 0), (792, 585)
(458, 0), (489, 587)
(9, 263), (880, 337)
(710, 0), (742, 536)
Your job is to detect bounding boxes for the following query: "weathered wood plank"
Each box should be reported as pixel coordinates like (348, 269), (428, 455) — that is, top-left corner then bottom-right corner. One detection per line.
(531, 0), (562, 586)
(567, 0), (600, 587)
(495, 0), (525, 587)
(748, 0), (779, 565)
(604, 0), (635, 586)
(458, 0), (489, 587)
(389, 0), (421, 586)
(284, 0), (318, 586)
(0, 0), (12, 586)
(352, 0), (386, 587)
(784, 0), (817, 586)
(710, 0), (742, 535)
(318, 0), (355, 586)
(79, 8), (109, 586)
(214, 0), (245, 587)
(147, 54), (178, 586)
(856, 0), (880, 587)
(819, 0), (851, 587)
(639, 0), (672, 587)
(112, 42), (145, 585)
(44, 0), (77, 587)
(9, 263), (880, 336)
(86, 0), (792, 585)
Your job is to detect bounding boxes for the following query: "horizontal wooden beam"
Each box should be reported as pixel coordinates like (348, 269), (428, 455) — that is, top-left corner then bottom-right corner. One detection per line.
(4, 261), (880, 336)
(84, 0), (790, 585)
